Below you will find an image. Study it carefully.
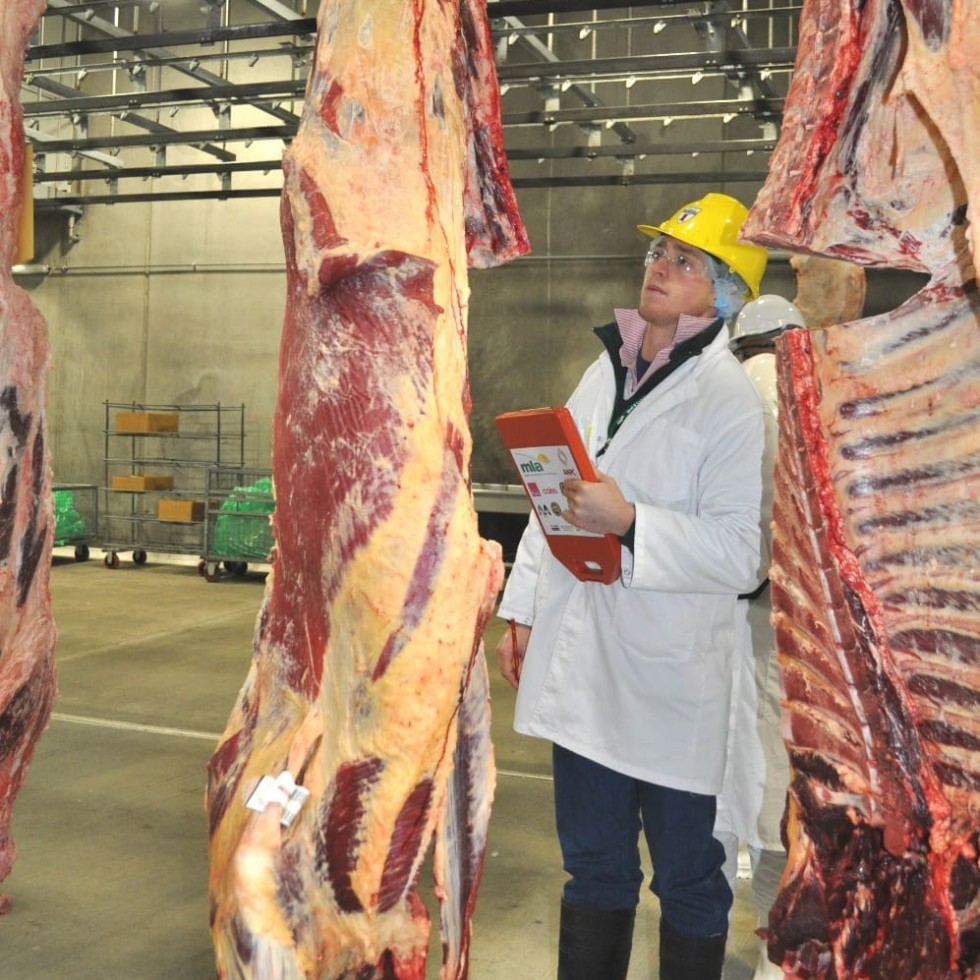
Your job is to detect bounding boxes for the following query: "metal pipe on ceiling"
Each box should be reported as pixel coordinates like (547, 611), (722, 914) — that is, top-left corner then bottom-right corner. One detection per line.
(28, 124), (292, 153)
(27, 75), (237, 162)
(41, 0), (299, 126)
(491, 5), (803, 37)
(33, 137), (774, 184)
(33, 168), (771, 208)
(487, 0), (698, 14)
(27, 19), (317, 61)
(502, 96), (783, 126)
(22, 78), (307, 117)
(496, 45), (797, 82)
(24, 42), (310, 82)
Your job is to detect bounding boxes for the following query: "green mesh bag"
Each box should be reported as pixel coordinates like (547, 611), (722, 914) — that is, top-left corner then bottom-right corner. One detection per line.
(53, 489), (88, 545)
(212, 477), (275, 561)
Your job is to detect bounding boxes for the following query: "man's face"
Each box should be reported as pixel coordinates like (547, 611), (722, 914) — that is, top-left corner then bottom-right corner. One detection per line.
(638, 235), (716, 327)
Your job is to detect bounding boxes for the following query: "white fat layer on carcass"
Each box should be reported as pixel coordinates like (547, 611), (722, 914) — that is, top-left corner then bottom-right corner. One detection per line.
(321, 496), (498, 900)
(209, 6), (509, 977)
(898, 0), (980, 267)
(287, 6), (469, 299)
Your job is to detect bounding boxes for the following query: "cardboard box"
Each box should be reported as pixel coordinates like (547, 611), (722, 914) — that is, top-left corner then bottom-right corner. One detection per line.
(158, 498), (205, 523)
(111, 475), (175, 492)
(115, 411), (180, 434)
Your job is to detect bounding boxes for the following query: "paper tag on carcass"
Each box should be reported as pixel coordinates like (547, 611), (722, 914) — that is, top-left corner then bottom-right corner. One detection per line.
(245, 775), (288, 813)
(245, 771), (310, 829)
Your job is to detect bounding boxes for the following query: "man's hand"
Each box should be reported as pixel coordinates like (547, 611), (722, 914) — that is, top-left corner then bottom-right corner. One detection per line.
(562, 472), (635, 536)
(494, 621), (530, 690)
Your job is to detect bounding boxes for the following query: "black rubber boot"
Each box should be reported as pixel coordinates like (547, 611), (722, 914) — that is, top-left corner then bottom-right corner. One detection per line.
(659, 919), (727, 980)
(557, 898), (635, 980)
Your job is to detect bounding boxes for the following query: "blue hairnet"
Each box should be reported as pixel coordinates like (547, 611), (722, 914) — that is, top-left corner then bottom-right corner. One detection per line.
(705, 254), (750, 322)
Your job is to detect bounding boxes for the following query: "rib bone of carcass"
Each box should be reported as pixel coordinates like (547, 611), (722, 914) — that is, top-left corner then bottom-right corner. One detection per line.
(742, 0), (979, 977)
(206, 2), (529, 978)
(0, 0), (58, 915)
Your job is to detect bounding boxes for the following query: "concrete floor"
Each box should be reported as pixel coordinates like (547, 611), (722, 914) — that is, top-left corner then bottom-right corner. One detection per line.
(2, 554), (764, 979)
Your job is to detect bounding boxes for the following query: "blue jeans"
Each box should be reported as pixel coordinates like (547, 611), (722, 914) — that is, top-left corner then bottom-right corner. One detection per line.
(553, 744), (731, 937)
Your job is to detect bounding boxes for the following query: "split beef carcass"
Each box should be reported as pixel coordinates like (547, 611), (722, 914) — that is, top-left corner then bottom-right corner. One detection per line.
(0, 0), (58, 915)
(742, 0), (979, 976)
(206, 2), (529, 978)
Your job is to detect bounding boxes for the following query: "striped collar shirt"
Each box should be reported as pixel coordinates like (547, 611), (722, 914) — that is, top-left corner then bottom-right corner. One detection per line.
(614, 308), (717, 395)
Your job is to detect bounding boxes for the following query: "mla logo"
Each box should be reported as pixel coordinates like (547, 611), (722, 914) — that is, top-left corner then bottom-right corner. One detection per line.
(516, 451), (549, 475)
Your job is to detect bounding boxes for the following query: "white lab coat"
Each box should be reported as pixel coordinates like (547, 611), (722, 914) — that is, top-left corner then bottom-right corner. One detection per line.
(715, 352), (788, 850)
(498, 326), (771, 795)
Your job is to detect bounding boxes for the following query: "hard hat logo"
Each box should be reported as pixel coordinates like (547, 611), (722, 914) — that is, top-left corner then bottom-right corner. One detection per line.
(636, 192), (768, 299)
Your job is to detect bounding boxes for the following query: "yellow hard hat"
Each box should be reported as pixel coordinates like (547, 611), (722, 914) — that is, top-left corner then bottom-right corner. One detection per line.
(637, 193), (767, 298)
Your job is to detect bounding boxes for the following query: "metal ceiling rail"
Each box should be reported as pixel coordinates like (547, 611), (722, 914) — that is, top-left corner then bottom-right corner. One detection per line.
(41, 0), (160, 12)
(27, 19), (318, 61)
(34, 160), (284, 182)
(42, 0), (299, 126)
(502, 96), (783, 126)
(491, 5), (804, 37)
(505, 137), (776, 158)
(23, 78), (307, 117)
(499, 15), (636, 144)
(25, 43), (310, 81)
(34, 189), (283, 208)
(512, 170), (769, 187)
(487, 0), (693, 14)
(496, 46), (797, 82)
(28, 75), (237, 162)
(33, 136), (774, 183)
(29, 124), (293, 154)
(240, 0), (305, 20)
(32, 166), (771, 207)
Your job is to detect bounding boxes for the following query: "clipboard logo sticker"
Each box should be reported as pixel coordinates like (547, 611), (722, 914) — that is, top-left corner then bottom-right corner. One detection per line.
(514, 451), (548, 475)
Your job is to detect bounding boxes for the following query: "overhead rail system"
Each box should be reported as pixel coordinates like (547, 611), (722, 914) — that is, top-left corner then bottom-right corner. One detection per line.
(22, 0), (800, 208)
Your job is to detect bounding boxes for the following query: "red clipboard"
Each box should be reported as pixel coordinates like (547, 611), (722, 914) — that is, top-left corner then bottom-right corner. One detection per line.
(495, 407), (621, 584)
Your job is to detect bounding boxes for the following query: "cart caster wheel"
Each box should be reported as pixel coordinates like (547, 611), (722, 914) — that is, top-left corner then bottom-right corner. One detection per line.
(133, 548), (148, 565)
(225, 561), (248, 578)
(104, 552), (120, 569)
(197, 559), (206, 577)
(74, 544), (90, 562)
(205, 561), (222, 583)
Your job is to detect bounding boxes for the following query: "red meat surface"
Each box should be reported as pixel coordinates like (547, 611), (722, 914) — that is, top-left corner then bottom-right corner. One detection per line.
(0, 0), (59, 914)
(206, 3), (528, 978)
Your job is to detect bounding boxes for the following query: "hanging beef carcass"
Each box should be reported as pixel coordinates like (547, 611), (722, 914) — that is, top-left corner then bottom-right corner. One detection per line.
(741, 0), (979, 976)
(0, 0), (58, 915)
(206, 2), (529, 978)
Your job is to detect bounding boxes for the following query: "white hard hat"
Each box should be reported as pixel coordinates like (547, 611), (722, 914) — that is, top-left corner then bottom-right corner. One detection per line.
(743, 352), (778, 417)
(731, 294), (805, 340)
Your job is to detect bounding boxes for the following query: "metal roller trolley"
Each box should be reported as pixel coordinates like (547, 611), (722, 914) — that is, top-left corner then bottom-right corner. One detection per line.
(201, 466), (274, 582)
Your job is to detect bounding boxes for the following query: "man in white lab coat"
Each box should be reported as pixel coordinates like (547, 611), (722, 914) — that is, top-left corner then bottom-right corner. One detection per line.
(495, 193), (772, 980)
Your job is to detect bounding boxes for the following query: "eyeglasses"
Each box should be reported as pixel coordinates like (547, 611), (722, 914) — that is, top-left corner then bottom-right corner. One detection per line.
(644, 240), (708, 278)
